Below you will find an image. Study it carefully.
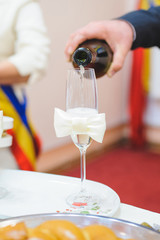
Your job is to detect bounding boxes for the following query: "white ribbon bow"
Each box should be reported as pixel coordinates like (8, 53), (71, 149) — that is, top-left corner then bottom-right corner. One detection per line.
(54, 108), (106, 143)
(0, 111), (3, 138)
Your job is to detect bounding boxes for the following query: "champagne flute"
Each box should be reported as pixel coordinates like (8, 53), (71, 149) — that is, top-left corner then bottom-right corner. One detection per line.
(66, 68), (101, 209)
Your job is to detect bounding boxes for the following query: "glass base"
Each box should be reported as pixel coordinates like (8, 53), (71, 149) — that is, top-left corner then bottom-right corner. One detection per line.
(66, 188), (101, 210)
(0, 187), (8, 199)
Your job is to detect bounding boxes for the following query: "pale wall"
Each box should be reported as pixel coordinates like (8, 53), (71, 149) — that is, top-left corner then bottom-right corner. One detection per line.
(26, 0), (135, 151)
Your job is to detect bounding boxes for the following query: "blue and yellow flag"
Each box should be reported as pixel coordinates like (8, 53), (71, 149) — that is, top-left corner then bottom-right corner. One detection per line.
(0, 86), (41, 170)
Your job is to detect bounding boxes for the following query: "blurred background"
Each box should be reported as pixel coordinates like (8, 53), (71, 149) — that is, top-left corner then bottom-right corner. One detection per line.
(25, 0), (160, 212)
(27, 0), (135, 164)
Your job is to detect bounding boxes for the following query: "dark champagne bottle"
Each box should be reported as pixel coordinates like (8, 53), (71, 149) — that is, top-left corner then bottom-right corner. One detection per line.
(72, 39), (113, 78)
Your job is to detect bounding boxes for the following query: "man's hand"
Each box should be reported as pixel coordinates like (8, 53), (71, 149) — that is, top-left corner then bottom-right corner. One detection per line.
(65, 20), (134, 77)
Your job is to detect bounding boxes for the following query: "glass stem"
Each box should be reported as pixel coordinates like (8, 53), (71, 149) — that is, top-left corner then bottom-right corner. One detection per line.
(80, 148), (86, 191)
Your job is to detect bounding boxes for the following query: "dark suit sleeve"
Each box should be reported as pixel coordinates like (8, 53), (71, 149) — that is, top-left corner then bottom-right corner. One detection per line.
(119, 6), (160, 49)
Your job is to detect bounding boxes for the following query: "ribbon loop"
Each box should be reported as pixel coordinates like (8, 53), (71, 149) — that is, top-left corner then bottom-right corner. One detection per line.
(54, 108), (106, 143)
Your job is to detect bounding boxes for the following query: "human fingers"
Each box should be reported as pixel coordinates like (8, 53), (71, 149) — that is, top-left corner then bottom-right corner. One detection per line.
(65, 32), (89, 60)
(107, 48), (126, 77)
(65, 22), (105, 60)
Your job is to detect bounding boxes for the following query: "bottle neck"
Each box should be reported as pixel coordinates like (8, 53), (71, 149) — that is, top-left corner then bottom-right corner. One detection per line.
(72, 47), (92, 67)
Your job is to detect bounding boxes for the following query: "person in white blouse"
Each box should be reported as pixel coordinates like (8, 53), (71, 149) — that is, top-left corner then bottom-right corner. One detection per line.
(0, 0), (50, 169)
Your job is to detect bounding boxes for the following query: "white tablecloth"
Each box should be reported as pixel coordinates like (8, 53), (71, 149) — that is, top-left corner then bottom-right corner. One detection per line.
(115, 203), (160, 226)
(0, 169), (159, 227)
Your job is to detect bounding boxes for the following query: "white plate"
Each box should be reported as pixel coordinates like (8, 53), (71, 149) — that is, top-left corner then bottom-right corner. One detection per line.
(0, 170), (120, 218)
(0, 134), (12, 148)
(3, 116), (13, 130)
